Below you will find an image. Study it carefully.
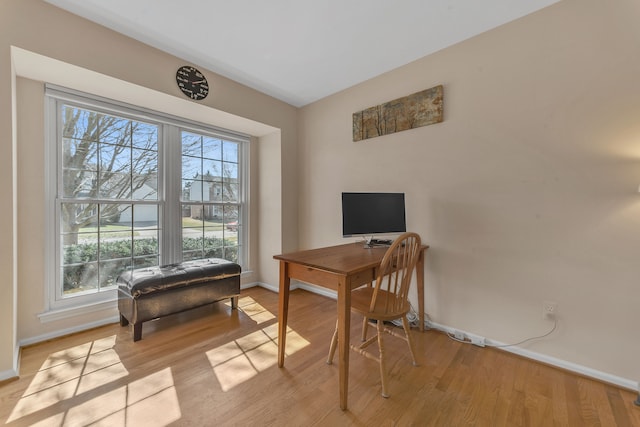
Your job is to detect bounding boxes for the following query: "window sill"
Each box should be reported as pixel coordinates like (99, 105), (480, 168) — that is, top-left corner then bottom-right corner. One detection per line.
(38, 297), (118, 323)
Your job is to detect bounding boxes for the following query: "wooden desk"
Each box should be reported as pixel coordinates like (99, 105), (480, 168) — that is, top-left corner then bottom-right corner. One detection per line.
(274, 241), (428, 410)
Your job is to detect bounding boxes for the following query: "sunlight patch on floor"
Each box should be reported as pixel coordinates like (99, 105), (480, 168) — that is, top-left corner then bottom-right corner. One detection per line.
(7, 338), (181, 426)
(8, 295), (303, 423)
(207, 298), (310, 391)
(235, 295), (276, 324)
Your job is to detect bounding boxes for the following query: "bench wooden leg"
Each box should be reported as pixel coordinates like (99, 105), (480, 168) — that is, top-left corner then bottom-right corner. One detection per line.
(120, 314), (129, 327)
(133, 323), (143, 342)
(231, 295), (238, 309)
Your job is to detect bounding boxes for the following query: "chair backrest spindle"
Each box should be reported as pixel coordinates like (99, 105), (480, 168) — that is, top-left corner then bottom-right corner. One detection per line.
(369, 232), (422, 316)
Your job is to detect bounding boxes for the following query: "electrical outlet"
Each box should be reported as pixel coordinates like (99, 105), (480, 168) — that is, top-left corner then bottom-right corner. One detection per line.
(454, 330), (465, 341)
(543, 301), (557, 319)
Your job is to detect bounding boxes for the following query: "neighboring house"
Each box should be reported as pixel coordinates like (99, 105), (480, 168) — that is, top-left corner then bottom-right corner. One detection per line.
(182, 173), (238, 221)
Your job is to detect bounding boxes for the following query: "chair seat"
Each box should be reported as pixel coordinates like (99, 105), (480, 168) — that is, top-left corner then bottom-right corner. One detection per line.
(350, 287), (409, 322)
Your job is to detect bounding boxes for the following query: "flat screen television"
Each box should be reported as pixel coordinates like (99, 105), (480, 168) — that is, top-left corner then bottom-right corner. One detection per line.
(342, 192), (406, 238)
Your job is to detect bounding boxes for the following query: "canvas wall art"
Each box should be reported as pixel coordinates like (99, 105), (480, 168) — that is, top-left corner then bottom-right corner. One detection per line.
(352, 85), (443, 142)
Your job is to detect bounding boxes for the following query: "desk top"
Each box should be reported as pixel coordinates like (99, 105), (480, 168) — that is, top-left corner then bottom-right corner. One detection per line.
(274, 241), (428, 276)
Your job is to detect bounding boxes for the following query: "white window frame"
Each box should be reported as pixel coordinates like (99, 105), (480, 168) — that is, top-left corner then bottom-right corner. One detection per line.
(43, 85), (249, 318)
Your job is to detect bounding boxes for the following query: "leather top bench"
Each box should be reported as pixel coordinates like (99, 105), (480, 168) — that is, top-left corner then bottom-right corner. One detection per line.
(117, 258), (241, 341)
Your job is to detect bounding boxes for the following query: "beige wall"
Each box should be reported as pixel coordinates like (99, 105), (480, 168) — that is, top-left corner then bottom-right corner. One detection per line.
(298, 0), (640, 386)
(0, 0), (297, 377)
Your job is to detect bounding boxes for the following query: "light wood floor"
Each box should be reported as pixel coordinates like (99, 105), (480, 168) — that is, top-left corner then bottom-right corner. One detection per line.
(1, 287), (638, 426)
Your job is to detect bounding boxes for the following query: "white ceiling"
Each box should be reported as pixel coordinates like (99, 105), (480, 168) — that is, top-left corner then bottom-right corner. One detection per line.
(44, 0), (561, 107)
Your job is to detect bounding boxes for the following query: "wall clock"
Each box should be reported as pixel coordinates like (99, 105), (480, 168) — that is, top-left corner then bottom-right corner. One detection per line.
(176, 65), (209, 100)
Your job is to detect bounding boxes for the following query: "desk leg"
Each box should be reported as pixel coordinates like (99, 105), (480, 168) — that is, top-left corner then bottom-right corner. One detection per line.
(337, 277), (350, 410)
(417, 251), (425, 332)
(278, 261), (290, 368)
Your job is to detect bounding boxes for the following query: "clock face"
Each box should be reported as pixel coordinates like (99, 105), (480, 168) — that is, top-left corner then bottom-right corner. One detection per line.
(176, 65), (209, 100)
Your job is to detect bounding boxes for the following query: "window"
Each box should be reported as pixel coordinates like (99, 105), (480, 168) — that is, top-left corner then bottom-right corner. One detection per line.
(58, 106), (161, 301)
(181, 131), (241, 261)
(47, 87), (247, 312)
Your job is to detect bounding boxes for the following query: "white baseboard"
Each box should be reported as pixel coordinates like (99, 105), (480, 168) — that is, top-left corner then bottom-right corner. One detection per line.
(295, 282), (337, 300)
(18, 316), (120, 348)
(0, 368), (19, 382)
(252, 280), (337, 299)
(241, 282), (260, 290)
(0, 345), (20, 382)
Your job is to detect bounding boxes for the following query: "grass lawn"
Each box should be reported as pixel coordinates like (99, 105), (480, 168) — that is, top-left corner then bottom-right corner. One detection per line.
(181, 217), (225, 229)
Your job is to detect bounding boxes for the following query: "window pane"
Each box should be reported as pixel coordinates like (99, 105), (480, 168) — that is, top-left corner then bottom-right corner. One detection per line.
(132, 122), (158, 150)
(223, 205), (239, 240)
(99, 204), (131, 228)
(224, 246), (239, 263)
(63, 170), (98, 198)
(203, 137), (222, 160)
(62, 107), (95, 140)
(62, 136), (99, 198)
(203, 225), (223, 260)
(133, 205), (158, 226)
(204, 226), (219, 240)
(60, 202), (99, 297)
(204, 247), (223, 259)
(183, 180), (202, 202)
(133, 172), (158, 200)
(182, 155), (201, 180)
(134, 255), (159, 269)
(133, 205), (159, 259)
(100, 117), (131, 146)
(100, 231), (132, 260)
(63, 233), (97, 264)
(100, 143), (131, 174)
(223, 161), (238, 180)
(99, 141), (133, 199)
(223, 141), (238, 163)
(183, 237), (203, 256)
(61, 203), (98, 234)
(223, 204), (239, 222)
(183, 211), (203, 228)
(210, 181), (223, 202)
(201, 182), (213, 202)
(63, 138), (99, 168)
(134, 236), (158, 257)
(182, 132), (201, 157)
(223, 183), (239, 202)
(183, 250), (202, 262)
(203, 159), (222, 177)
(100, 173), (132, 199)
(132, 148), (158, 201)
(99, 260), (130, 289)
(132, 148), (158, 173)
(62, 262), (98, 295)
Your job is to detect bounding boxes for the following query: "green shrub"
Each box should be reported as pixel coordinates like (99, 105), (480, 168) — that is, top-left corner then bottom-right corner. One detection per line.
(62, 236), (237, 293)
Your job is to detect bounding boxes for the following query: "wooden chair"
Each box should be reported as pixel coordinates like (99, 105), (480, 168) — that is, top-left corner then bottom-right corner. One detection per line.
(326, 232), (421, 398)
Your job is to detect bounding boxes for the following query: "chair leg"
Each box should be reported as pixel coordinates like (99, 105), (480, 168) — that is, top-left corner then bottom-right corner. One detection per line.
(361, 316), (369, 341)
(377, 320), (389, 398)
(402, 315), (419, 367)
(326, 320), (339, 365)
